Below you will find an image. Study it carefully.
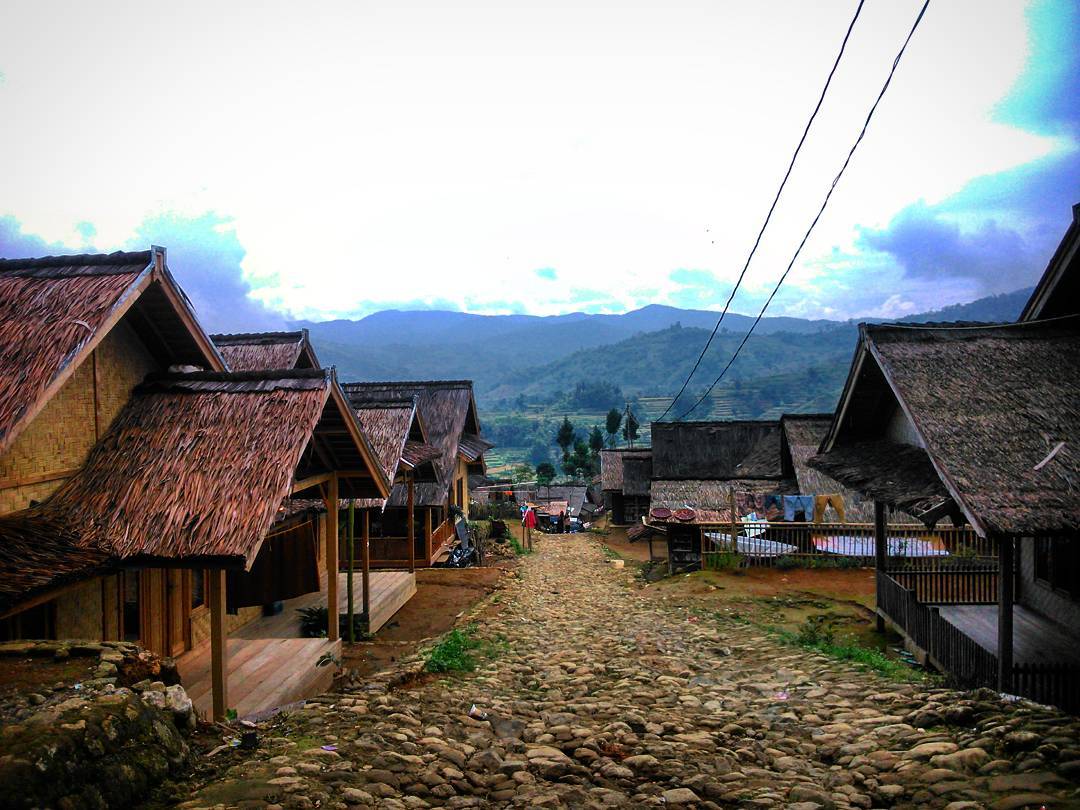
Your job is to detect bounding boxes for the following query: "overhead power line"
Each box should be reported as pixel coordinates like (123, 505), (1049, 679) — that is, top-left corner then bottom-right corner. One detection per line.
(677, 0), (932, 421)
(657, 0), (867, 422)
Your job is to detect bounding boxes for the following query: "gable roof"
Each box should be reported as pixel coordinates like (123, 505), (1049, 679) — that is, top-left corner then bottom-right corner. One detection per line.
(1020, 202), (1080, 322)
(0, 247), (225, 457)
(813, 318), (1080, 535)
(600, 448), (652, 492)
(651, 420), (783, 481)
(780, 413), (875, 522)
(211, 330), (321, 371)
(341, 380), (488, 507)
(0, 368), (388, 614)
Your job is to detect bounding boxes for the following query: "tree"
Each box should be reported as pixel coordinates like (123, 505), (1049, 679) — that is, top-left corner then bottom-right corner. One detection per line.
(564, 439), (592, 479)
(555, 416), (575, 461)
(589, 425), (605, 454)
(511, 463), (534, 483)
(605, 408), (622, 448)
(529, 441), (550, 466)
(622, 408), (640, 447)
(536, 462), (556, 488)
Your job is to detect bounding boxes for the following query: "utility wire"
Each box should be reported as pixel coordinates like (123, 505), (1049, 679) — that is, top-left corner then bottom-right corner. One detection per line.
(678, 0), (931, 421)
(657, 0), (867, 422)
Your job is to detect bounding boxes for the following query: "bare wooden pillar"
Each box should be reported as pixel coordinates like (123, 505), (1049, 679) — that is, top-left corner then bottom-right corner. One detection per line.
(407, 476), (416, 572)
(326, 474), (340, 642)
(874, 501), (887, 633)
(997, 534), (1014, 693)
(362, 509), (371, 622)
(425, 508), (433, 562)
(208, 569), (228, 721)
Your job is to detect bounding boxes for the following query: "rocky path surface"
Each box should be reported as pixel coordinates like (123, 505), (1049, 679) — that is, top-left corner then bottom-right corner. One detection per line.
(173, 535), (1080, 810)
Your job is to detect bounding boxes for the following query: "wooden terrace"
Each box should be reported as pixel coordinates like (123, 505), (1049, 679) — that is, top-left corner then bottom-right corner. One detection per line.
(178, 570), (414, 719)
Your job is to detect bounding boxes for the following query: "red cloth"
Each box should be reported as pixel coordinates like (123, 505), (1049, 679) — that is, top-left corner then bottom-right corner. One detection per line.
(524, 509), (537, 529)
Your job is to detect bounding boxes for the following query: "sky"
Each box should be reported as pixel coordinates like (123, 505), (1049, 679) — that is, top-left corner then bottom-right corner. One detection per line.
(0, 0), (1077, 331)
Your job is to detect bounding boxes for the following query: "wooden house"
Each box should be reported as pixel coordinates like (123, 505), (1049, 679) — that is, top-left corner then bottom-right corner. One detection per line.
(647, 420), (796, 569)
(342, 381), (493, 567)
(599, 448), (653, 525)
(810, 208), (1080, 710)
(211, 329), (322, 371)
(0, 249), (391, 720)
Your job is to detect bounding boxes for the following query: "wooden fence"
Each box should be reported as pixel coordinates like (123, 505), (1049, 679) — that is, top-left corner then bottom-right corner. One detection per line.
(700, 521), (986, 568)
(888, 569), (998, 604)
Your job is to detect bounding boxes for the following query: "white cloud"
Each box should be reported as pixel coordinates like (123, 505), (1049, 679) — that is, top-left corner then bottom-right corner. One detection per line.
(0, 0), (1070, 321)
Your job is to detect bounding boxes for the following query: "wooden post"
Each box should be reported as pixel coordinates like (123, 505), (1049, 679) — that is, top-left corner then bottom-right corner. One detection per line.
(874, 501), (887, 633)
(208, 569), (228, 721)
(425, 508), (433, 562)
(326, 474), (339, 642)
(362, 509), (370, 622)
(699, 527), (705, 570)
(407, 476), (416, 572)
(729, 488), (738, 555)
(998, 534), (1014, 693)
(347, 499), (355, 644)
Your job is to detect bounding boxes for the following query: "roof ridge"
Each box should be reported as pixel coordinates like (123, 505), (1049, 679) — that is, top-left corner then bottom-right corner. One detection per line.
(143, 368), (328, 384)
(0, 249), (152, 273)
(342, 379), (475, 389)
(866, 313), (1080, 334)
(211, 330), (305, 344)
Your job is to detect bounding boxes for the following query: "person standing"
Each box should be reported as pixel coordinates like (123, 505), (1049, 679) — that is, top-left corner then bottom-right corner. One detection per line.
(524, 505), (537, 550)
(557, 510), (566, 534)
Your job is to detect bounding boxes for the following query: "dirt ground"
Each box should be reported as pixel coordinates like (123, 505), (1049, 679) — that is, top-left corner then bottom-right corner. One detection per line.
(643, 565), (898, 652)
(341, 562), (515, 677)
(0, 656), (97, 700)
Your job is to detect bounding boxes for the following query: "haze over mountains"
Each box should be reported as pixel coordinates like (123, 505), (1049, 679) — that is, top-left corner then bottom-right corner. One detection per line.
(297, 288), (1031, 409)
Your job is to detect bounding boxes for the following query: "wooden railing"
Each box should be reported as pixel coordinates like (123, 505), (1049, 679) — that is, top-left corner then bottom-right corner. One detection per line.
(889, 569), (998, 604)
(431, 518), (455, 557)
(877, 570), (999, 688)
(1014, 663), (1080, 714)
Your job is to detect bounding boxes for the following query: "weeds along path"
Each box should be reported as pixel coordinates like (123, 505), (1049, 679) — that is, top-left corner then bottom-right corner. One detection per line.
(171, 534), (1080, 809)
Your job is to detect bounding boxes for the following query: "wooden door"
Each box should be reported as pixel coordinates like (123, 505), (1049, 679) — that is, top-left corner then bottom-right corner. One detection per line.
(140, 569), (167, 656)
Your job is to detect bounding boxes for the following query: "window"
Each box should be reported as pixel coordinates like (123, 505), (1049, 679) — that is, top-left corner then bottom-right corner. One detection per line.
(1034, 536), (1079, 598)
(122, 571), (141, 642)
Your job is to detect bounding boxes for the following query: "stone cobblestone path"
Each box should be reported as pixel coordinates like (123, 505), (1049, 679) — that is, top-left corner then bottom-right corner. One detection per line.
(174, 535), (1080, 810)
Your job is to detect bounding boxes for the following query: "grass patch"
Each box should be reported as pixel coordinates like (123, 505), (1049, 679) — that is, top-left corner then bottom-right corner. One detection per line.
(508, 537), (533, 556)
(770, 617), (932, 683)
(423, 624), (507, 674)
(600, 544), (621, 559)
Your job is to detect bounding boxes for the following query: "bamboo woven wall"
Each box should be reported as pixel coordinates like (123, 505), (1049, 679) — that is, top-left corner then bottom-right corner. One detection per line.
(54, 578), (104, 638)
(0, 323), (159, 514)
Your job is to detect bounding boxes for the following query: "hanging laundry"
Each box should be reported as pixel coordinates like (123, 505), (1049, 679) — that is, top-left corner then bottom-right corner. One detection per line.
(813, 493), (846, 523)
(783, 495), (814, 522)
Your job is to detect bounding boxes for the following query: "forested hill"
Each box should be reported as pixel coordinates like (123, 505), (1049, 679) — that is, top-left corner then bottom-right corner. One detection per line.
(300, 288), (1032, 411)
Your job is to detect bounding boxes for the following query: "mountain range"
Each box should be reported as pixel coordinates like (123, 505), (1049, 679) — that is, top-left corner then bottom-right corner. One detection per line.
(297, 288), (1032, 411)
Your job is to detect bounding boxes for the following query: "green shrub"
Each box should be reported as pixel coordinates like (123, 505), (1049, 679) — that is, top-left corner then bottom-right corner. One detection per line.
(298, 605), (369, 640)
(508, 537), (532, 556)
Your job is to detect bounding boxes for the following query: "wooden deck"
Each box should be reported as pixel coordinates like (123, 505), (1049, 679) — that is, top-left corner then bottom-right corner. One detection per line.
(177, 637), (340, 720)
(177, 571), (415, 719)
(937, 604), (1080, 667)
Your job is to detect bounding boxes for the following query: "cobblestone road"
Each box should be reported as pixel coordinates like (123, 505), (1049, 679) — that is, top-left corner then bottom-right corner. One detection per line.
(175, 535), (1080, 810)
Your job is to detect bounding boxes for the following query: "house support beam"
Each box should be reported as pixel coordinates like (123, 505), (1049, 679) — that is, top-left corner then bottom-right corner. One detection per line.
(997, 534), (1014, 693)
(425, 509), (433, 565)
(362, 509), (370, 622)
(325, 474), (340, 642)
(208, 569), (228, 721)
(874, 501), (887, 633)
(407, 476), (416, 573)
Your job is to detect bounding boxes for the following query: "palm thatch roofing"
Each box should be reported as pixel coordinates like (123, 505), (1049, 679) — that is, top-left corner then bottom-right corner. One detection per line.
(780, 414), (875, 522)
(0, 369), (390, 613)
(212, 330), (321, 371)
(651, 421), (783, 481)
(459, 433), (495, 463)
(1020, 202), (1079, 322)
(649, 478), (795, 525)
(600, 448), (652, 492)
(812, 317), (1080, 535)
(348, 397), (441, 509)
(341, 380), (489, 508)
(0, 247), (225, 457)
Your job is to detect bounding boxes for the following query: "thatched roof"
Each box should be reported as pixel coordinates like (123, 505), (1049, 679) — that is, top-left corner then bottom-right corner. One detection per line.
(651, 420), (783, 480)
(649, 477), (795, 525)
(600, 448), (652, 492)
(0, 247), (225, 457)
(348, 398), (441, 509)
(0, 369), (390, 611)
(781, 414), (875, 522)
(459, 433), (495, 462)
(212, 330), (320, 371)
(342, 380), (488, 507)
(1020, 202), (1079, 322)
(814, 317), (1080, 535)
